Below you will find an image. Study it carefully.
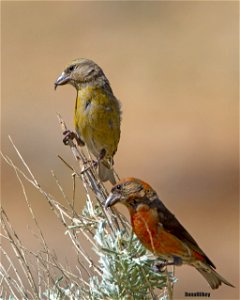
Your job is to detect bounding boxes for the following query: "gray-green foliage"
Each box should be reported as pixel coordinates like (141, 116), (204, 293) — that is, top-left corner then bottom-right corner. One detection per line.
(82, 200), (175, 300)
(1, 131), (176, 300)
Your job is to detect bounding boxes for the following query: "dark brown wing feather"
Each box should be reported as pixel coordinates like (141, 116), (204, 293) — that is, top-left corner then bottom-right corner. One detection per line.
(149, 197), (215, 268)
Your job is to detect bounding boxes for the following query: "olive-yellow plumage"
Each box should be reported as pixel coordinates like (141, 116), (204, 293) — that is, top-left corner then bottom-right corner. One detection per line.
(55, 58), (121, 184)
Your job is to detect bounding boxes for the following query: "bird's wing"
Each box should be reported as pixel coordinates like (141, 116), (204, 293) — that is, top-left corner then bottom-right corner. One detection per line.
(153, 198), (215, 268)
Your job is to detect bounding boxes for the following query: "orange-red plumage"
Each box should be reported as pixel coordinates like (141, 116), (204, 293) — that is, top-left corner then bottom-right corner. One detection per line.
(132, 205), (189, 258)
(105, 177), (234, 290)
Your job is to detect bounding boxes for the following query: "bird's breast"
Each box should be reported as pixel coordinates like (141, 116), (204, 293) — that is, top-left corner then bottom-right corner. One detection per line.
(131, 204), (190, 259)
(74, 86), (120, 158)
(131, 205), (160, 254)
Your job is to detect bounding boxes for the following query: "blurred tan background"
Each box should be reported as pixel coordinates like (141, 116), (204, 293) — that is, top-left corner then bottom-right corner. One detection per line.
(1, 2), (239, 299)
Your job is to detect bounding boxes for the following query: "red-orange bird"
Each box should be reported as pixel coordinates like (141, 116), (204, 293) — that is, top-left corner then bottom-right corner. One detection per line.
(105, 177), (234, 289)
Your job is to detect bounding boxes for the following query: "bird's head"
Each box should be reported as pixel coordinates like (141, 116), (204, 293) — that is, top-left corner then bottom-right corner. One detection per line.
(105, 178), (157, 211)
(54, 58), (107, 90)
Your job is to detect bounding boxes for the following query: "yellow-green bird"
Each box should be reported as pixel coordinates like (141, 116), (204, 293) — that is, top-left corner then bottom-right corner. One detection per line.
(55, 58), (121, 184)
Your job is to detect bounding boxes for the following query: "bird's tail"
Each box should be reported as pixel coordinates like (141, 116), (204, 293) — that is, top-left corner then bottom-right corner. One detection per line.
(98, 162), (116, 185)
(196, 266), (234, 289)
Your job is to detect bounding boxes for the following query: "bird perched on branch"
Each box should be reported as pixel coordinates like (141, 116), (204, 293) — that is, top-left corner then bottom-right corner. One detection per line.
(55, 58), (121, 184)
(105, 177), (234, 289)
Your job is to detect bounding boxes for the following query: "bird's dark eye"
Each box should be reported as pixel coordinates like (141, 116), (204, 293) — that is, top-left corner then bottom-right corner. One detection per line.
(68, 65), (75, 72)
(116, 184), (122, 190)
(133, 199), (138, 205)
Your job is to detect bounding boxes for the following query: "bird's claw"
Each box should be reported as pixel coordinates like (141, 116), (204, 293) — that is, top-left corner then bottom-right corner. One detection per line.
(63, 130), (75, 145)
(153, 257), (182, 273)
(63, 130), (85, 146)
(99, 149), (106, 160)
(80, 160), (98, 175)
(153, 261), (168, 273)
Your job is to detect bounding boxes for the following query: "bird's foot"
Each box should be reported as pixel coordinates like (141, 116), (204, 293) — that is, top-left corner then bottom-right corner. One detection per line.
(153, 260), (169, 273)
(80, 160), (97, 175)
(80, 149), (106, 175)
(63, 130), (84, 146)
(98, 149), (106, 161)
(153, 257), (183, 272)
(87, 149), (106, 168)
